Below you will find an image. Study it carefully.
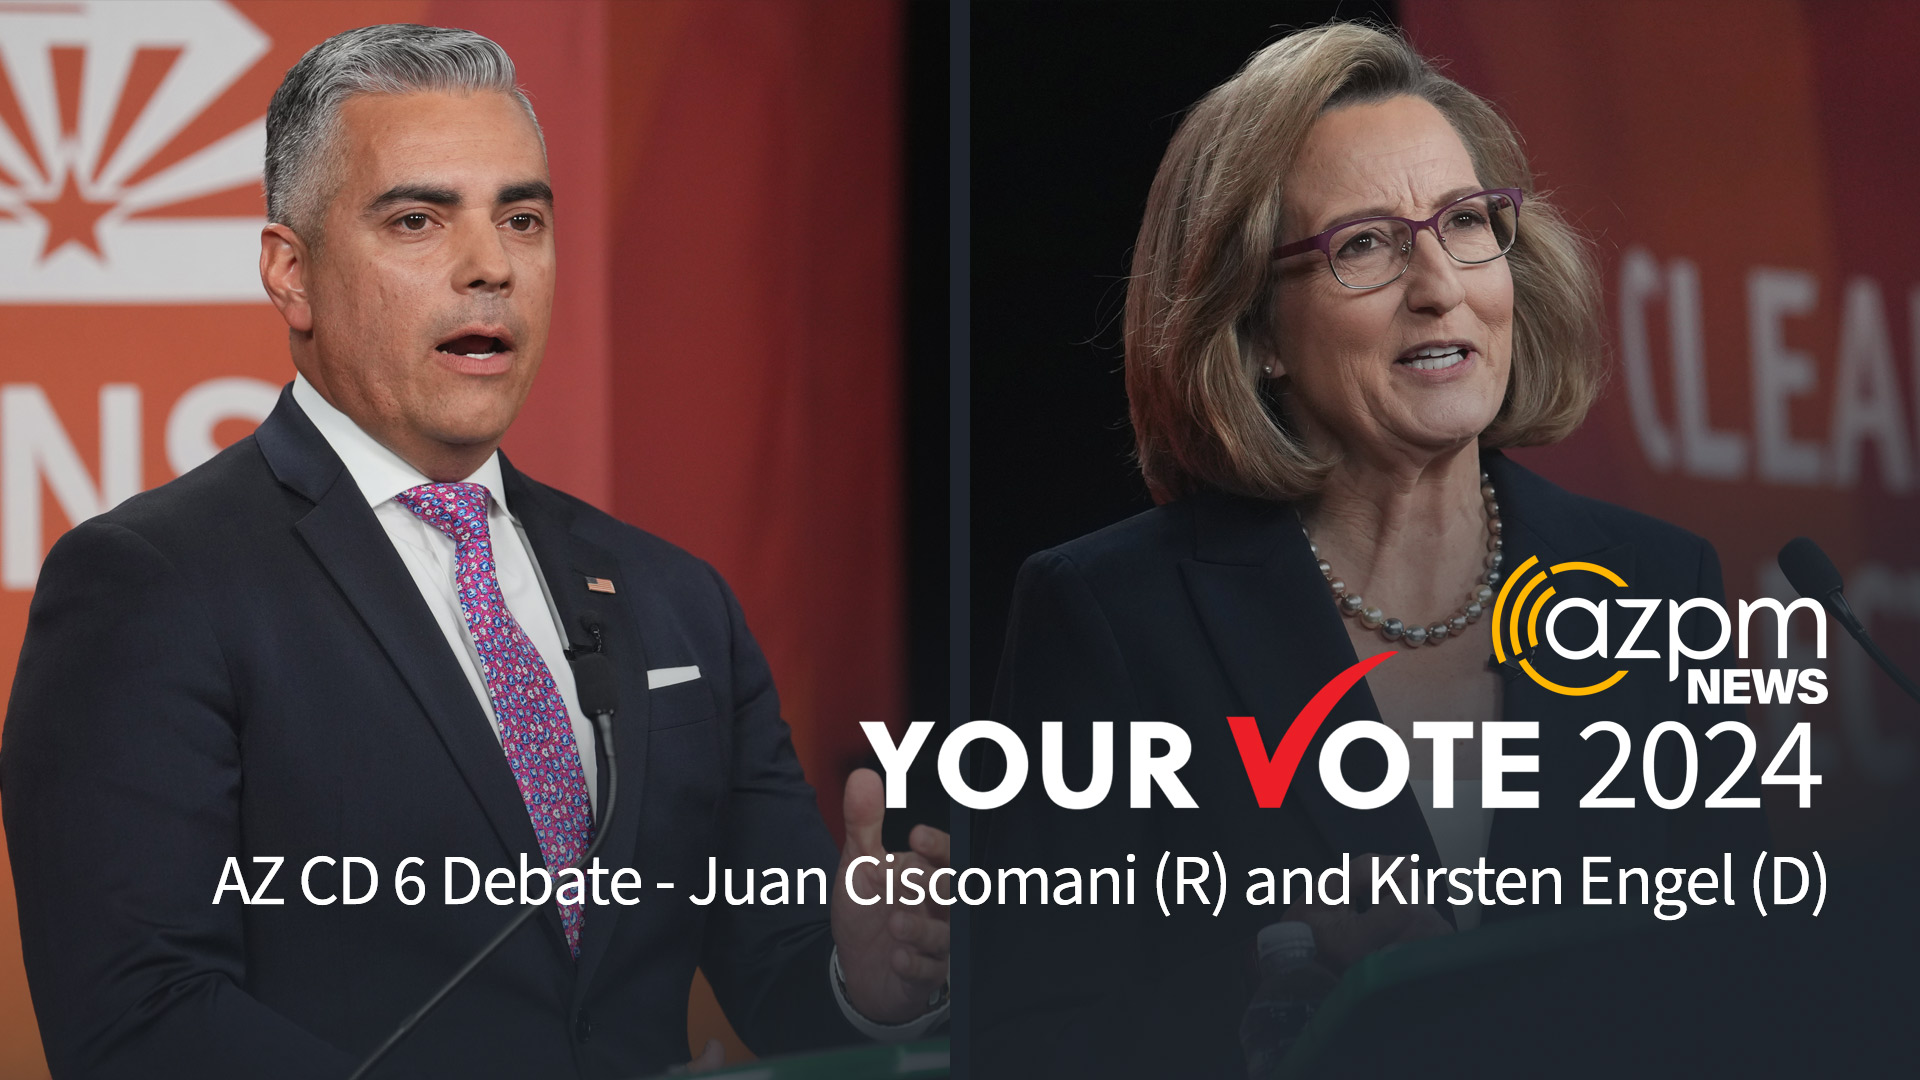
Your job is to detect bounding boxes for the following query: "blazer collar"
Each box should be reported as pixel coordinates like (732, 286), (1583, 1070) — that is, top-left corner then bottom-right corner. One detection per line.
(255, 383), (348, 504)
(1477, 451), (1640, 877)
(260, 389), (562, 939)
(1176, 450), (1637, 875)
(1180, 487), (1435, 866)
(258, 389), (654, 973)
(499, 458), (655, 994)
(1482, 449), (1621, 571)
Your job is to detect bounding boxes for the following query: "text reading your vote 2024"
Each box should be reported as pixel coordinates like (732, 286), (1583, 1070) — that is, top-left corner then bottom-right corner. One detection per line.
(865, 657), (1823, 814)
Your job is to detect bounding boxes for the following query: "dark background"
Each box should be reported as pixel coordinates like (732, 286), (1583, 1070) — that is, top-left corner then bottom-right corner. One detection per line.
(887, 0), (954, 847)
(969, 0), (1394, 711)
(903, 0), (950, 790)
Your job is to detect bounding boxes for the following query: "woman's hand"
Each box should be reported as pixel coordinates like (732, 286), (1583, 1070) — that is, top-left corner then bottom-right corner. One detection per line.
(1281, 852), (1452, 972)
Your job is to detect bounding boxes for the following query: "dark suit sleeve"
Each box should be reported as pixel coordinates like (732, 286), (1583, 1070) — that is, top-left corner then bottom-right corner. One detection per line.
(1667, 537), (1770, 863)
(973, 550), (1167, 1079)
(1, 521), (356, 1079)
(693, 571), (859, 1054)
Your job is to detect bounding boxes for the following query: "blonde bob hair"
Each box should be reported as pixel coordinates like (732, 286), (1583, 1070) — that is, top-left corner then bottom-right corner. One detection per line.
(1125, 23), (1603, 503)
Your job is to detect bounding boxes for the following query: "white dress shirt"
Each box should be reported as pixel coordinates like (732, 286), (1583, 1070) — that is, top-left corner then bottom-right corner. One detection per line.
(290, 376), (942, 1040)
(292, 376), (598, 812)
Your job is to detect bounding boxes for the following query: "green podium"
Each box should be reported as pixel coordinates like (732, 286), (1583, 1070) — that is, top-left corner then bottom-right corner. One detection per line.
(1268, 900), (1899, 1077)
(1276, 909), (1647, 1078)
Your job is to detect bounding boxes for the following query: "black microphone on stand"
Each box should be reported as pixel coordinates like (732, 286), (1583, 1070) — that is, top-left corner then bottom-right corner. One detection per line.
(348, 612), (620, 1079)
(1778, 538), (1920, 706)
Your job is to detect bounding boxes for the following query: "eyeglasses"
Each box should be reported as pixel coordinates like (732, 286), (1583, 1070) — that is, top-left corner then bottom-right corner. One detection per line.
(1271, 188), (1523, 289)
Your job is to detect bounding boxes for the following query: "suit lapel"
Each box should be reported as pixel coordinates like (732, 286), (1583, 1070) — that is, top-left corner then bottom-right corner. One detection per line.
(500, 459), (653, 993)
(255, 389), (547, 876)
(1481, 451), (1636, 870)
(1177, 492), (1437, 864)
(1170, 455), (1654, 901)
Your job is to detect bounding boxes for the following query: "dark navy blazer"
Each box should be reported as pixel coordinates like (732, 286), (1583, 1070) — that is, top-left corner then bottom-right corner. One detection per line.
(973, 449), (1768, 1079)
(1, 388), (854, 1078)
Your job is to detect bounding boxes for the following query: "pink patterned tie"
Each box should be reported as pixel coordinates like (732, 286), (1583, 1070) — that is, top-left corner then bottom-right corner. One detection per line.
(397, 482), (593, 958)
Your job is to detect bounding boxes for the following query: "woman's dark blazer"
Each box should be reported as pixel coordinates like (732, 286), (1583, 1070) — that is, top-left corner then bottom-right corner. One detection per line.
(972, 449), (1768, 1079)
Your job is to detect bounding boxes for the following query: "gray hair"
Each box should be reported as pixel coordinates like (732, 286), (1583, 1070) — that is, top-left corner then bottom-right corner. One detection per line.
(264, 24), (544, 238)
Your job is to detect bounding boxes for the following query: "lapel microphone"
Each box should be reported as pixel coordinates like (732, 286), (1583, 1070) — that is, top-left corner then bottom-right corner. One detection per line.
(568, 610), (620, 718)
(1778, 537), (1920, 706)
(349, 613), (622, 1079)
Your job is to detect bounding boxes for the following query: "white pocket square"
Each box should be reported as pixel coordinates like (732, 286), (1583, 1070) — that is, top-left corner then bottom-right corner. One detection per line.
(647, 666), (701, 689)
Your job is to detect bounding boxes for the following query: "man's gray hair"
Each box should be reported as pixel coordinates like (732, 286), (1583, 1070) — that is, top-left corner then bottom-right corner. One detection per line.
(265, 24), (544, 238)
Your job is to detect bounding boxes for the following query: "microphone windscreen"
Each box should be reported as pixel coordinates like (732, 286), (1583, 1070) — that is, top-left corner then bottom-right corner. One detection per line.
(1778, 537), (1844, 600)
(570, 650), (619, 718)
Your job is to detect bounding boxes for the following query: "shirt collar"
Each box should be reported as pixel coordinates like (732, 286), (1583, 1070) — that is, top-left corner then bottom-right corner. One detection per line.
(291, 373), (507, 511)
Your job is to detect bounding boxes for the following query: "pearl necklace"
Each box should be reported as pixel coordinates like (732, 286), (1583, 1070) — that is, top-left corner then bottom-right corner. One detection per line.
(1302, 472), (1504, 648)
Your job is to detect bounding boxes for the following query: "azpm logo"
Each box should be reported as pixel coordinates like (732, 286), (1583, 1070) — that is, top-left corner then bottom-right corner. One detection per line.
(1492, 557), (1634, 696)
(1491, 554), (1830, 705)
(0, 0), (270, 302)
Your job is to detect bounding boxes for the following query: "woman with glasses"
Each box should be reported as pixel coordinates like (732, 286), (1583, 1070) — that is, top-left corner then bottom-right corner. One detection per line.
(974, 22), (1765, 1079)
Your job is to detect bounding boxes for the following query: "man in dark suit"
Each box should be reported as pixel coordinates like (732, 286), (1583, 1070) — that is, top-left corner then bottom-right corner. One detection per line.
(1, 24), (947, 1079)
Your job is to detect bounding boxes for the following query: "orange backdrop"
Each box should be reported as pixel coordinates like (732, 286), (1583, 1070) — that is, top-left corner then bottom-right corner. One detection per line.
(0, 0), (902, 1071)
(1402, 0), (1920, 854)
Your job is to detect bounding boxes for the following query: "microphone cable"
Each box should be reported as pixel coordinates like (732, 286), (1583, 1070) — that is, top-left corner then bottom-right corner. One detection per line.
(349, 618), (620, 1079)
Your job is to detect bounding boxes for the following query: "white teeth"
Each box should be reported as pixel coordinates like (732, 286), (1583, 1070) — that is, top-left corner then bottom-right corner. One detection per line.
(1402, 348), (1466, 371)
(459, 352), (497, 360)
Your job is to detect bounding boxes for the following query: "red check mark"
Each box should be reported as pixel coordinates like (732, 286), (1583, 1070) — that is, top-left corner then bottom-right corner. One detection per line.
(1228, 651), (1396, 808)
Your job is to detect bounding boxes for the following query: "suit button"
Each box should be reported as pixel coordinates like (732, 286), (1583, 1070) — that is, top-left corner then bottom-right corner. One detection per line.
(575, 1012), (593, 1043)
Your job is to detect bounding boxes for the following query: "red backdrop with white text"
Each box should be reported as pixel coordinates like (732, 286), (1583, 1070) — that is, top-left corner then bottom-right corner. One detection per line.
(1402, 0), (1920, 854)
(0, 0), (902, 1070)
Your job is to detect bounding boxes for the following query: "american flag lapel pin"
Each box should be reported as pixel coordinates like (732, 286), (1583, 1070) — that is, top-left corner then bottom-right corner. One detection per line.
(586, 576), (617, 595)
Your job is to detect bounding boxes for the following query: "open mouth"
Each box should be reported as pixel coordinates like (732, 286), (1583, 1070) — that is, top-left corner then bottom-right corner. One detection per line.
(1396, 344), (1470, 372)
(435, 333), (510, 360)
